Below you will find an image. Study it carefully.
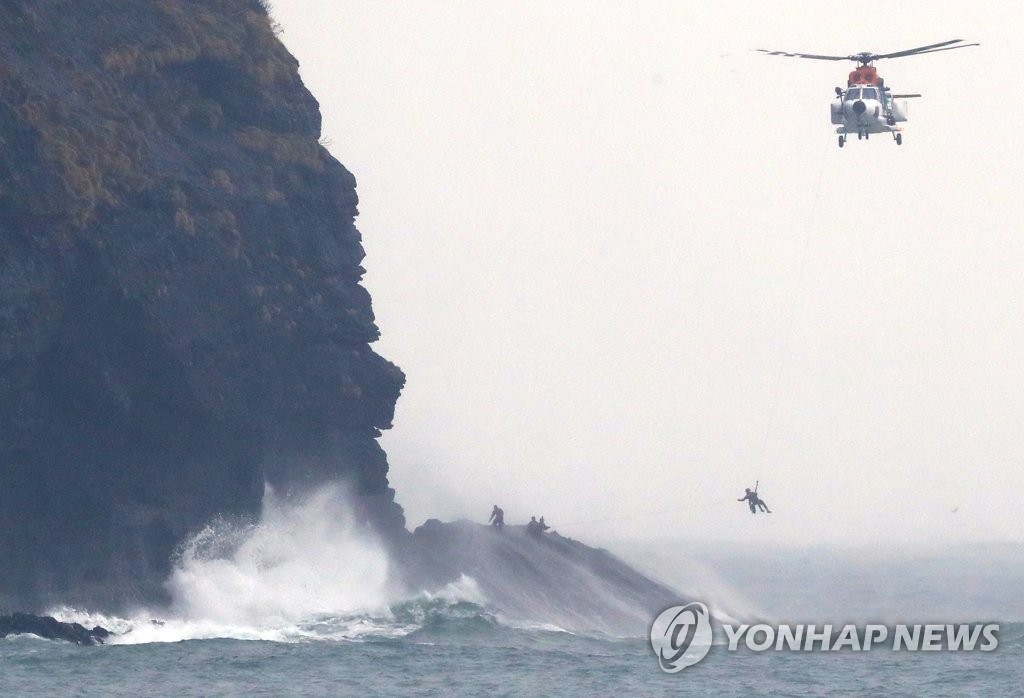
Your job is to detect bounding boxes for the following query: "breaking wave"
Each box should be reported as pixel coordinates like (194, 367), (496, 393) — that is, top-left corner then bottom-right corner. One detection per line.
(49, 487), (530, 645)
(166, 484), (392, 627)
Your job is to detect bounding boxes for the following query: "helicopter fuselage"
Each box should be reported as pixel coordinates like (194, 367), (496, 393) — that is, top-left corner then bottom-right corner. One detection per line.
(830, 66), (909, 146)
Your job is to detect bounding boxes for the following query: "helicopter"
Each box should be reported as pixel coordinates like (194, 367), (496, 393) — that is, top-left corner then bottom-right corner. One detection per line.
(758, 39), (978, 147)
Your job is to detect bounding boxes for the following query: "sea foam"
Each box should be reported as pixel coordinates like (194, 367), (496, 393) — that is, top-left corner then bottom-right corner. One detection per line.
(54, 484), (405, 644)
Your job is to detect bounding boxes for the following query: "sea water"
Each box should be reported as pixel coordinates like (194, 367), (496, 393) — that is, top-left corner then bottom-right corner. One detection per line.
(2, 489), (1020, 696)
(2, 620), (1021, 696)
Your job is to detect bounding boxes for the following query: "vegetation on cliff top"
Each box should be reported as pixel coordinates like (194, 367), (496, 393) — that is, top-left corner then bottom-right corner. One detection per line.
(0, 0), (321, 231)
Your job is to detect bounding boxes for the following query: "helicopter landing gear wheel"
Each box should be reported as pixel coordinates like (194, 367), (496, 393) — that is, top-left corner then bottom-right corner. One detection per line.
(838, 135), (845, 148)
(895, 132), (902, 145)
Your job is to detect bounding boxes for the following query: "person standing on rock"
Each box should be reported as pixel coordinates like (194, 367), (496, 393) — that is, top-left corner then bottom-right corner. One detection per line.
(527, 515), (550, 536)
(489, 505), (505, 530)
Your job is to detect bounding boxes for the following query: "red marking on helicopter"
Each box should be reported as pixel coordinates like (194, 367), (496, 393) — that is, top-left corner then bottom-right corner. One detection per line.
(848, 65), (881, 86)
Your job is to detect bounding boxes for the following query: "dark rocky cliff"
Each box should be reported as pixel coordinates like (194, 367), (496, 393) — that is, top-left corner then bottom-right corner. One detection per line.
(0, 0), (405, 609)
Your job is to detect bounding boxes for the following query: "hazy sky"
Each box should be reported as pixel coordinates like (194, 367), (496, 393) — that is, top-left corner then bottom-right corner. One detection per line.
(271, 1), (1022, 546)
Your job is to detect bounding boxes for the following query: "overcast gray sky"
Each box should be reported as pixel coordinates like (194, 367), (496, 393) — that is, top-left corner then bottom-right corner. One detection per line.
(271, 0), (1022, 546)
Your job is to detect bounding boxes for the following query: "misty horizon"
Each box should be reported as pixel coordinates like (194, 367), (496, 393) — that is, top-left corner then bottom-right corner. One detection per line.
(271, 1), (1021, 548)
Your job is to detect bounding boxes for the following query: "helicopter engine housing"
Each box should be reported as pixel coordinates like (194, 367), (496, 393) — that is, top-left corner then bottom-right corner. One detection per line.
(890, 100), (909, 122)
(830, 101), (844, 125)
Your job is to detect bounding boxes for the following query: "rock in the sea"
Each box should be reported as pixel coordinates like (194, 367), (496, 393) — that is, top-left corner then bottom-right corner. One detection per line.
(0, 613), (110, 646)
(396, 519), (682, 636)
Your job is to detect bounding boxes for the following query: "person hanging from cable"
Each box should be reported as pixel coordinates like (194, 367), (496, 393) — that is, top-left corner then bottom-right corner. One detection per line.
(738, 482), (772, 514)
(738, 488), (758, 514)
(753, 491), (771, 513)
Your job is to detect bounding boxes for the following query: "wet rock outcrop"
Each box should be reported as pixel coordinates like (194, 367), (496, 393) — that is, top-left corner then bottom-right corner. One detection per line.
(397, 520), (681, 636)
(0, 612), (110, 645)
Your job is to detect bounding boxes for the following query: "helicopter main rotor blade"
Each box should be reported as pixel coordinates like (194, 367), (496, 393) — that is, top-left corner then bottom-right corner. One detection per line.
(756, 49), (848, 61)
(873, 39), (974, 60)
(880, 43), (980, 59)
(757, 40), (978, 64)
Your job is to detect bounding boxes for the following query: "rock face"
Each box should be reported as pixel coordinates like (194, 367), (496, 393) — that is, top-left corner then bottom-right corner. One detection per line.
(0, 0), (405, 610)
(397, 520), (681, 637)
(0, 612), (110, 645)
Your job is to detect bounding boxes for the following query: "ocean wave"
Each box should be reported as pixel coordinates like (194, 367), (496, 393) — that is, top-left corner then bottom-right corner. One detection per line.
(41, 487), (648, 645)
(44, 570), (595, 646)
(48, 583), (533, 646)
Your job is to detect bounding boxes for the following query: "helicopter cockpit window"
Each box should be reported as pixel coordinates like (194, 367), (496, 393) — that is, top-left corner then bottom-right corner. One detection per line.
(845, 88), (861, 100)
(861, 88), (878, 100)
